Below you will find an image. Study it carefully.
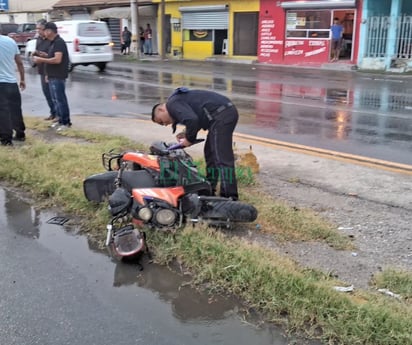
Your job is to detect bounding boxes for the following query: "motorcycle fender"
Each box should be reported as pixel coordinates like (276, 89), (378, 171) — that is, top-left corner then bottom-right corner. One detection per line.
(123, 152), (161, 171)
(132, 186), (185, 208)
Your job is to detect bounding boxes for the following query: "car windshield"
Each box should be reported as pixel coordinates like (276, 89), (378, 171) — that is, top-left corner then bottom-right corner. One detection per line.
(18, 23), (36, 32)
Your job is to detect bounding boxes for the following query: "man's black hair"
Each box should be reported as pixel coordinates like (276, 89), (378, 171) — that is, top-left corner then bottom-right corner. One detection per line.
(37, 19), (47, 26)
(151, 103), (161, 122)
(44, 21), (58, 33)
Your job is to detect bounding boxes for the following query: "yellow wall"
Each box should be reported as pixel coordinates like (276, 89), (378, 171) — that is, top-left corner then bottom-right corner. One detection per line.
(154, 0), (259, 59)
(183, 41), (214, 60)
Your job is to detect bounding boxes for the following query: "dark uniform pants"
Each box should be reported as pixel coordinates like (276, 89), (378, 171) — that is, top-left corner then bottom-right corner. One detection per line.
(204, 106), (239, 200)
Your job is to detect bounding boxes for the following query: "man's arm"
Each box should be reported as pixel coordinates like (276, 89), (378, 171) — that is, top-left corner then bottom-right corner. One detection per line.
(34, 51), (63, 64)
(14, 54), (26, 90)
(168, 101), (200, 144)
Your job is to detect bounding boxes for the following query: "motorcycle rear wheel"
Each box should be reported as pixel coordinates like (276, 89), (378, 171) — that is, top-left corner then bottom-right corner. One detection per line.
(202, 200), (258, 223)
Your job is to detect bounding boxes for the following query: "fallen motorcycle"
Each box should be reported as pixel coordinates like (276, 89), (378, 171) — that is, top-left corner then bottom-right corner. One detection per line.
(83, 140), (258, 260)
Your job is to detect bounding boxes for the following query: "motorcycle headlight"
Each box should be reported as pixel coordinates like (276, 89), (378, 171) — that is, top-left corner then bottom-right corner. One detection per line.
(138, 207), (153, 221)
(154, 208), (177, 226)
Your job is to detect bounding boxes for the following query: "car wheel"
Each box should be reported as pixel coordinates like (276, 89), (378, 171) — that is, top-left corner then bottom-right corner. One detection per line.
(68, 61), (74, 72)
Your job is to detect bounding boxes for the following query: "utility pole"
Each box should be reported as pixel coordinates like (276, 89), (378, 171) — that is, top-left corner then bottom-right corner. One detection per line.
(160, 0), (166, 60)
(130, 0), (140, 60)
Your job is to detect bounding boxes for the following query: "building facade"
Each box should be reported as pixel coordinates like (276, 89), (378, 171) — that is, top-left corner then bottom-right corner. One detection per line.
(153, 0), (259, 61)
(0, 0), (57, 23)
(359, 0), (412, 71)
(257, 0), (362, 67)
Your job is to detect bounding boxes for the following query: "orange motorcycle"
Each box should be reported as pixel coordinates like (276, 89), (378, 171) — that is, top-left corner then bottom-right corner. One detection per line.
(83, 141), (257, 260)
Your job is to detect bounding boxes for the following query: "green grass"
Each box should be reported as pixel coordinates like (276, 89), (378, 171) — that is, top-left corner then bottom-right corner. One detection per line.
(1, 119), (411, 344)
(372, 268), (412, 301)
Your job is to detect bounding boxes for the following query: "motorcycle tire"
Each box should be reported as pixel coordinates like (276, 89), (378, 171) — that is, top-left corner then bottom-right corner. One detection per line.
(202, 200), (258, 223)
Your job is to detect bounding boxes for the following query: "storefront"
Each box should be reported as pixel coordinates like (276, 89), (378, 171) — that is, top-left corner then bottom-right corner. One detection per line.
(258, 0), (362, 65)
(159, 0), (259, 61)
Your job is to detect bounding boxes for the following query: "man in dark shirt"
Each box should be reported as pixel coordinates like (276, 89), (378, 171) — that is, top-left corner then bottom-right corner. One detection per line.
(33, 19), (56, 121)
(33, 21), (71, 131)
(151, 88), (239, 200)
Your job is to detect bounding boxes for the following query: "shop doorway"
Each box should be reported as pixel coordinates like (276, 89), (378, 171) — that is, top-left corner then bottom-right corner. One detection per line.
(332, 10), (355, 61)
(214, 29), (227, 54)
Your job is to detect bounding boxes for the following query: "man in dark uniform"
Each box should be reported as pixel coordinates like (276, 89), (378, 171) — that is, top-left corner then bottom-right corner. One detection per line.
(33, 19), (56, 121)
(151, 88), (239, 200)
(32, 21), (71, 131)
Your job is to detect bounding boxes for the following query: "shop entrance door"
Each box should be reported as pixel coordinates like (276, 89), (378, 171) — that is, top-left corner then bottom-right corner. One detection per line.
(332, 10), (355, 61)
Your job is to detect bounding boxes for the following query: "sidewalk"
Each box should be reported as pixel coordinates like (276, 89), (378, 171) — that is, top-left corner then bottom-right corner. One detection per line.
(112, 51), (358, 73)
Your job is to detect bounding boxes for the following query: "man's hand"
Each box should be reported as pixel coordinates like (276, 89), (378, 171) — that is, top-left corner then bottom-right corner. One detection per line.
(19, 81), (26, 91)
(178, 138), (192, 147)
(175, 131), (186, 141)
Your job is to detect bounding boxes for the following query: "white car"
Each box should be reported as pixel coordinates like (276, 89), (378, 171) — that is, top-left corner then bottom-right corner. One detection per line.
(24, 20), (114, 72)
(24, 38), (37, 68)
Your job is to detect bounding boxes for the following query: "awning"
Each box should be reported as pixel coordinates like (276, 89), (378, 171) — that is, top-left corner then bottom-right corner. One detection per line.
(91, 5), (156, 19)
(92, 7), (130, 19)
(280, 0), (356, 9)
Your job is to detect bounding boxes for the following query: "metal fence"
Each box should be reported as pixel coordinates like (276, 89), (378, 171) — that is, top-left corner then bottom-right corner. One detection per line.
(365, 15), (412, 59)
(397, 15), (412, 58)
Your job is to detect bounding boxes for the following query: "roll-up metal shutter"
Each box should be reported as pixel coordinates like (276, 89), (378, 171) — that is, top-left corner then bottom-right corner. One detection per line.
(180, 5), (229, 30)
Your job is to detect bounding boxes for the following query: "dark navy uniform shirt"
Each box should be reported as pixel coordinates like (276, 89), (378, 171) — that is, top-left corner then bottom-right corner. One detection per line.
(166, 89), (231, 143)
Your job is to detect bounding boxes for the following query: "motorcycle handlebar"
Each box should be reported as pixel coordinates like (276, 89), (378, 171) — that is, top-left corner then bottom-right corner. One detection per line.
(168, 138), (204, 151)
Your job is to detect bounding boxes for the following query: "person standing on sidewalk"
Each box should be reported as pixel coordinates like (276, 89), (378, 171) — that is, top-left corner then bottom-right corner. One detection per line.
(33, 21), (71, 131)
(151, 88), (239, 200)
(121, 26), (132, 55)
(33, 19), (57, 122)
(330, 18), (344, 62)
(0, 31), (26, 146)
(144, 23), (153, 55)
(139, 26), (145, 54)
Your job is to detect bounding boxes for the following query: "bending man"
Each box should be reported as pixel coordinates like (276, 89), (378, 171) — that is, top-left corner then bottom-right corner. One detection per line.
(152, 88), (239, 200)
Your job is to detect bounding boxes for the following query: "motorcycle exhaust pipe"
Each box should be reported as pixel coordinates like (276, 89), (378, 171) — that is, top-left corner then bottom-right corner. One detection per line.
(105, 224), (113, 247)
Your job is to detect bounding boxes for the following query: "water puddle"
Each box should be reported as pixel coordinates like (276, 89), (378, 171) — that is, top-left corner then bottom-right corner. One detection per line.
(0, 187), (320, 345)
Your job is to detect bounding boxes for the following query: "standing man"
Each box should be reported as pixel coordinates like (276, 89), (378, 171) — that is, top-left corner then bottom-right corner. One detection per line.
(144, 23), (153, 55)
(139, 26), (145, 54)
(0, 30), (26, 146)
(33, 19), (57, 121)
(121, 26), (132, 55)
(330, 17), (344, 62)
(32, 21), (71, 131)
(151, 88), (239, 200)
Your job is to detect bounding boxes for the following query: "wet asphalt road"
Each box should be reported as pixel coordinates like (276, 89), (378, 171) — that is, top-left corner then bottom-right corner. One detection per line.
(21, 58), (412, 165)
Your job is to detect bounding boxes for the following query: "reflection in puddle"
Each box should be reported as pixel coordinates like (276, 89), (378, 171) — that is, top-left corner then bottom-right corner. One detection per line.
(0, 187), (320, 345)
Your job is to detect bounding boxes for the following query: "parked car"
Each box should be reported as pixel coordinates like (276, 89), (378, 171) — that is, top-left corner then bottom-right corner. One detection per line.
(8, 23), (36, 48)
(0, 22), (18, 36)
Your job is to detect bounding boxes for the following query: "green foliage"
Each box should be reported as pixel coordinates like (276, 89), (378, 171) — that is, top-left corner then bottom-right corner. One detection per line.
(372, 268), (412, 300)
